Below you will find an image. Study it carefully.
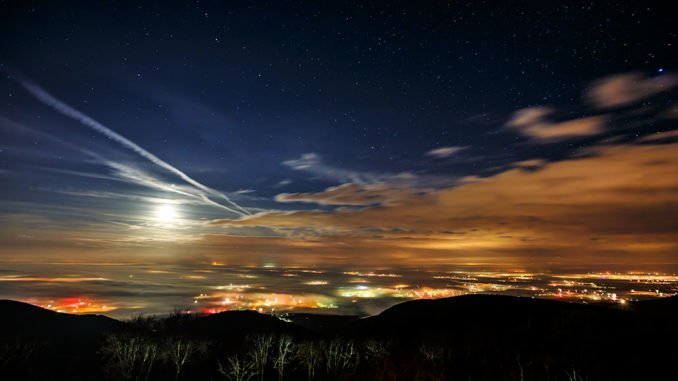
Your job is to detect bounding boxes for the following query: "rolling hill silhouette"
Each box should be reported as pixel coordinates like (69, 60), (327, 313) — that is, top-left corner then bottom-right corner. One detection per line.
(1, 295), (676, 380)
(0, 299), (120, 339)
(629, 293), (678, 315)
(345, 294), (678, 380)
(0, 300), (122, 381)
(350, 294), (631, 336)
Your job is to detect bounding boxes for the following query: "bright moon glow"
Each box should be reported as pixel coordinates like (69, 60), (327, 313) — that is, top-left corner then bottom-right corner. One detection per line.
(154, 204), (178, 223)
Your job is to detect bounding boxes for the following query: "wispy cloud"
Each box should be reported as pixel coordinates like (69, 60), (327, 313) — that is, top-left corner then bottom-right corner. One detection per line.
(504, 72), (677, 144)
(282, 153), (378, 184)
(275, 183), (417, 206)
(2, 117), (249, 215)
(282, 152), (449, 188)
(587, 72), (678, 109)
(51, 189), (206, 206)
(425, 146), (469, 158)
(636, 130), (678, 143)
(275, 179), (293, 187)
(15, 77), (250, 216)
(505, 107), (606, 143)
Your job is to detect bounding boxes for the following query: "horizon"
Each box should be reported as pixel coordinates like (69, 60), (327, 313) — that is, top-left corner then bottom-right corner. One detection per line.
(2, 263), (677, 319)
(1, 2), (677, 319)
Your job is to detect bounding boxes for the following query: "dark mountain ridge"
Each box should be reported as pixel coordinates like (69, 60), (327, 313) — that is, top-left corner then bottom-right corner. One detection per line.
(0, 299), (120, 339)
(1, 295), (676, 380)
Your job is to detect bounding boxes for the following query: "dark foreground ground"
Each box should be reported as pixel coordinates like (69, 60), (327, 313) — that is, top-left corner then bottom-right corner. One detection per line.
(1, 294), (676, 380)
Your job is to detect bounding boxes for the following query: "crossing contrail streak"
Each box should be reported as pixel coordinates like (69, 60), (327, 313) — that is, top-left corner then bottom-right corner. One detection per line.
(0, 116), (246, 214)
(17, 77), (250, 216)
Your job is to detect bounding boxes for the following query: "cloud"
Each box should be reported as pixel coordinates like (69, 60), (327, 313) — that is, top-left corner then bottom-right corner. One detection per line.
(15, 77), (249, 216)
(505, 107), (606, 142)
(275, 183), (421, 206)
(282, 153), (447, 187)
(52, 189), (205, 206)
(511, 159), (547, 168)
(425, 146), (469, 158)
(587, 72), (678, 109)
(27, 150), (245, 214)
(503, 72), (677, 145)
(0, 118), (199, 202)
(282, 153), (379, 184)
(209, 141), (678, 266)
(636, 129), (678, 143)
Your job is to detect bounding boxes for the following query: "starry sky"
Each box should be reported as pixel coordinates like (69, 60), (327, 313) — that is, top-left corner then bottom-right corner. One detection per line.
(0, 2), (677, 315)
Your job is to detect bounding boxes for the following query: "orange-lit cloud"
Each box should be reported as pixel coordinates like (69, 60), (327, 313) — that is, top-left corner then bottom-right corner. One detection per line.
(4, 139), (677, 269)
(587, 72), (678, 109)
(3, 72), (676, 270)
(505, 107), (606, 142)
(275, 183), (421, 206)
(209, 140), (678, 267)
(637, 130), (678, 143)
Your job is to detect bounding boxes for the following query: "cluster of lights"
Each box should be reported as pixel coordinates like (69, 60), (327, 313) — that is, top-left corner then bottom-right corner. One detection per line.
(446, 271), (537, 280)
(554, 272), (678, 283)
(538, 289), (627, 302)
(628, 289), (672, 297)
(16, 269), (677, 318)
(194, 291), (338, 314)
(36, 297), (114, 314)
(407, 287), (463, 299)
(337, 285), (464, 299)
(547, 280), (600, 288)
(543, 272), (678, 302)
(188, 270), (678, 315)
(463, 283), (513, 292)
(304, 280), (329, 285)
(342, 271), (402, 277)
(433, 275), (479, 281)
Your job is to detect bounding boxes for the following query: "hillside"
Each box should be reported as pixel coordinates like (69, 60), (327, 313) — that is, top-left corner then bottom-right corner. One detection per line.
(1, 295), (677, 380)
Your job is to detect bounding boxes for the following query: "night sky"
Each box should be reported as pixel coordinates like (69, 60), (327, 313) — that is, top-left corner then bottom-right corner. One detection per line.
(1, 2), (677, 316)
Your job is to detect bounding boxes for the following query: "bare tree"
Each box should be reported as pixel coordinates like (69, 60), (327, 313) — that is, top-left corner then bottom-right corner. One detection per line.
(218, 353), (253, 381)
(247, 334), (274, 381)
(295, 340), (323, 381)
(101, 334), (159, 381)
(164, 337), (198, 380)
(566, 368), (586, 381)
(362, 339), (390, 363)
(418, 343), (447, 381)
(419, 343), (445, 364)
(326, 338), (357, 378)
(273, 335), (294, 381)
(362, 339), (393, 380)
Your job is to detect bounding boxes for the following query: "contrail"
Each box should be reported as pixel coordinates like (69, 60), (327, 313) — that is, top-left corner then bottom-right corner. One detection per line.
(16, 77), (250, 216)
(1, 116), (245, 213)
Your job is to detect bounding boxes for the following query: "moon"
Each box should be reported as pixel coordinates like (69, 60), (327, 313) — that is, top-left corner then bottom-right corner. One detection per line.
(154, 204), (178, 223)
